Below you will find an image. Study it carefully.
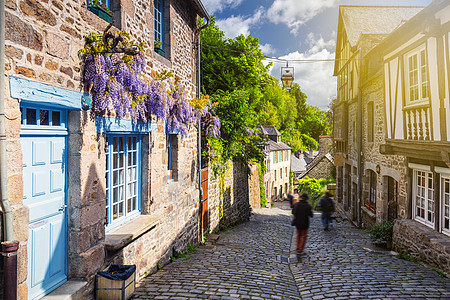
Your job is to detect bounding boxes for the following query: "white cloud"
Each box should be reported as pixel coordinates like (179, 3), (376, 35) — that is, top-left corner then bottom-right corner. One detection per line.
(216, 8), (264, 39)
(267, 34), (337, 110)
(267, 0), (338, 34)
(260, 43), (276, 56)
(202, 0), (244, 15)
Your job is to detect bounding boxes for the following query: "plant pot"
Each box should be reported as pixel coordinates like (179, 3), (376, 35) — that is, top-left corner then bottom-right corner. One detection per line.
(88, 5), (113, 23)
(154, 47), (165, 57)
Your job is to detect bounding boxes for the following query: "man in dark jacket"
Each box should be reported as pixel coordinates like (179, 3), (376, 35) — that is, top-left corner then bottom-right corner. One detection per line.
(292, 193), (313, 254)
(319, 191), (335, 230)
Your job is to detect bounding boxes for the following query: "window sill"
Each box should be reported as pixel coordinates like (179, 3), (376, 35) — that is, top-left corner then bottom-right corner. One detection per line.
(154, 50), (171, 68)
(105, 215), (161, 251)
(402, 101), (430, 111)
(362, 206), (376, 218)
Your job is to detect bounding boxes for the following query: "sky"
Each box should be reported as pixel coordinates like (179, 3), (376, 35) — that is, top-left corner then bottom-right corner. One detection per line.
(201, 0), (433, 110)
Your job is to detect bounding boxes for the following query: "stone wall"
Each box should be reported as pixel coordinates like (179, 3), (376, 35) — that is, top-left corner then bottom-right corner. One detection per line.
(248, 164), (261, 210)
(207, 161), (253, 232)
(303, 157), (334, 180)
(2, 0), (203, 297)
(393, 219), (450, 275)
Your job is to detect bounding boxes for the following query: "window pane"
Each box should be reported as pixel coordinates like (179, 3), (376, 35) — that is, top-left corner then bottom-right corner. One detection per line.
(26, 108), (37, 125)
(40, 110), (49, 125)
(52, 111), (61, 126)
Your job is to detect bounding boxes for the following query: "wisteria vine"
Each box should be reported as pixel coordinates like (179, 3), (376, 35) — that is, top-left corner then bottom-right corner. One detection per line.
(79, 31), (220, 138)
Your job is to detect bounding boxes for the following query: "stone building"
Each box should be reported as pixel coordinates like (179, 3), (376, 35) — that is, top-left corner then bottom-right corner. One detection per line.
(0, 0), (253, 298)
(297, 136), (334, 180)
(333, 1), (450, 274)
(259, 126), (291, 201)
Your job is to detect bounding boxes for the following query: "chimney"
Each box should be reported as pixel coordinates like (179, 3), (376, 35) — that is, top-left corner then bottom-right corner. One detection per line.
(318, 135), (333, 155)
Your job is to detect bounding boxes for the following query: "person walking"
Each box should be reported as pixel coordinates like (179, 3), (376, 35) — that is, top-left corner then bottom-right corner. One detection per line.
(291, 193), (313, 255)
(319, 191), (335, 230)
(287, 190), (294, 208)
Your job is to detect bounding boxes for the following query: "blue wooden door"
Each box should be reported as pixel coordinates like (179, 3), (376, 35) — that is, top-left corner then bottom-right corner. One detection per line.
(21, 106), (68, 299)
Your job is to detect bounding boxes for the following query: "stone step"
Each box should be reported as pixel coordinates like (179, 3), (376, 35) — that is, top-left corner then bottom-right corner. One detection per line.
(41, 280), (88, 300)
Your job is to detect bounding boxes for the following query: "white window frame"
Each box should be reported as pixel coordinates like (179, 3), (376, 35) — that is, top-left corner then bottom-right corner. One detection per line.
(437, 167), (450, 236)
(404, 45), (429, 107)
(105, 134), (141, 230)
(411, 164), (434, 228)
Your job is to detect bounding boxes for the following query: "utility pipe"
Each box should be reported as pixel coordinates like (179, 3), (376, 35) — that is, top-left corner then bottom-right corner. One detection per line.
(356, 48), (362, 227)
(196, 7), (210, 238)
(1, 0), (19, 299)
(0, 0), (13, 243)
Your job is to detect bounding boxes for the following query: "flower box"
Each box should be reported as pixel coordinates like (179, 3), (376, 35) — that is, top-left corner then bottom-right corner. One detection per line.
(88, 5), (113, 23)
(154, 47), (165, 57)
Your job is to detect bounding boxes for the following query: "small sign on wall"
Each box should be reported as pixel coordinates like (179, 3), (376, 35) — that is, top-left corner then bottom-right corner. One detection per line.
(334, 154), (344, 166)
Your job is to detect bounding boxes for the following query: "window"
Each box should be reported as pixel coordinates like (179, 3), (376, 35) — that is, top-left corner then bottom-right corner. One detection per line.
(274, 170), (277, 180)
(405, 46), (429, 104)
(167, 134), (178, 180)
(387, 177), (398, 221)
(413, 169), (434, 227)
(365, 170), (377, 213)
(280, 168), (282, 179)
(274, 151), (278, 163)
(105, 135), (140, 229)
(285, 167), (288, 177)
(441, 176), (450, 235)
(154, 0), (164, 55)
(87, 0), (113, 23)
(367, 101), (374, 143)
(20, 106), (65, 128)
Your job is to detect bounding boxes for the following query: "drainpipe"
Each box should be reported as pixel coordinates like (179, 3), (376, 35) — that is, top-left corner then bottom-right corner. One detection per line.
(196, 6), (210, 239)
(356, 48), (362, 227)
(1, 0), (19, 299)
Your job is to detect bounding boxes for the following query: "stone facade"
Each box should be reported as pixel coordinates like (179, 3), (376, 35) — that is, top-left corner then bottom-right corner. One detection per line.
(334, 2), (450, 275)
(300, 136), (334, 180)
(1, 0), (212, 298)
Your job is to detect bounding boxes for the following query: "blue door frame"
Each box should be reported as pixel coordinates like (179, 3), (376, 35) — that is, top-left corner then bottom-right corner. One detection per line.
(21, 104), (68, 300)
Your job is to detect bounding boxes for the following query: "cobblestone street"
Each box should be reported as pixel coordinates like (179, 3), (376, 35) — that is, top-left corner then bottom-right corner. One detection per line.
(133, 202), (450, 299)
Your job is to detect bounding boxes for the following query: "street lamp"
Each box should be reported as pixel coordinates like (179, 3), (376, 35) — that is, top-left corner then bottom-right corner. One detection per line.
(281, 62), (294, 89)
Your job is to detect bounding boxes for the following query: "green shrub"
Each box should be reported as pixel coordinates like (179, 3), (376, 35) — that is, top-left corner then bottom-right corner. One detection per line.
(367, 221), (394, 243)
(296, 177), (329, 209)
(395, 252), (416, 262)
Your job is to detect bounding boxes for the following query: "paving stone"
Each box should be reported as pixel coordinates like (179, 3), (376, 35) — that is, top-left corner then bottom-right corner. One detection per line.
(133, 201), (450, 299)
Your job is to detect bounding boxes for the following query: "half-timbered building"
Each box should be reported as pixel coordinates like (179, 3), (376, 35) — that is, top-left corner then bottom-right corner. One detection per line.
(333, 1), (450, 274)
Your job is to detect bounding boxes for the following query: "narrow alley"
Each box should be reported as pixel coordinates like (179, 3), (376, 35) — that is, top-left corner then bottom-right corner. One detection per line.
(133, 202), (450, 299)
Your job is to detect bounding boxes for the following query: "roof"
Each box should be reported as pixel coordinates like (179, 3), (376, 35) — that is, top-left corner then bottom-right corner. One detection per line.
(291, 154), (307, 173)
(298, 153), (334, 179)
(340, 6), (423, 47)
(368, 1), (446, 58)
(334, 5), (423, 75)
(260, 126), (281, 137)
(268, 140), (291, 151)
(190, 0), (210, 19)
